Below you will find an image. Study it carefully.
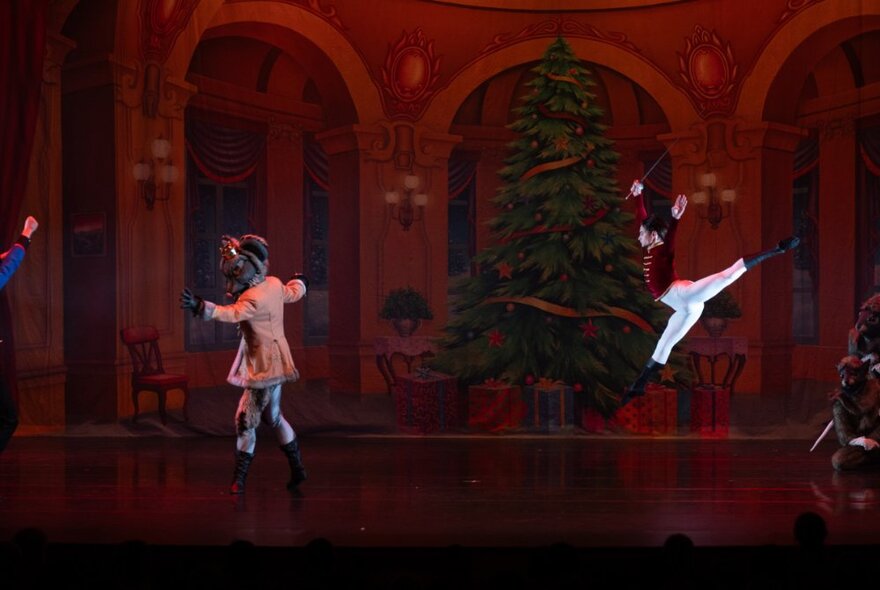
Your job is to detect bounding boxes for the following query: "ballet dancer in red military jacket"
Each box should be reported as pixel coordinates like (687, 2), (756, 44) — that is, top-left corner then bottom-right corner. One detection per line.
(621, 181), (800, 405)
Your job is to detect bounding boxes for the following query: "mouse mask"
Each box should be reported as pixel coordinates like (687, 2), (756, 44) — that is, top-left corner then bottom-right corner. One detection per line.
(219, 234), (269, 298)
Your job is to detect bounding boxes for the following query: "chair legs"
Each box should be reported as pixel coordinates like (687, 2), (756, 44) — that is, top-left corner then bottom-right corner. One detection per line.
(131, 387), (187, 424)
(157, 391), (168, 425)
(132, 389), (140, 423)
(182, 386), (189, 423)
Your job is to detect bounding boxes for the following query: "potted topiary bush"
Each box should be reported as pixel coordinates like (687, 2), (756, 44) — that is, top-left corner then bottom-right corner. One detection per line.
(380, 286), (433, 337)
(701, 288), (742, 337)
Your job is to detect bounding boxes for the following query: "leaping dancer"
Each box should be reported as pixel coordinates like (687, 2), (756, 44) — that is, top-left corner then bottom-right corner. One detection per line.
(621, 180), (800, 405)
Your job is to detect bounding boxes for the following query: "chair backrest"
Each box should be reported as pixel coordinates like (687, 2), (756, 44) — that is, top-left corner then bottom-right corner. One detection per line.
(120, 326), (164, 376)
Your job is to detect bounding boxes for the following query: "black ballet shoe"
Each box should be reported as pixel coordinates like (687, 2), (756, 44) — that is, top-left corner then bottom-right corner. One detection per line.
(777, 236), (800, 251)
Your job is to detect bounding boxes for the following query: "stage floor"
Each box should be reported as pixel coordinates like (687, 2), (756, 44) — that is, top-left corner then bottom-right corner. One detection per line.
(1, 435), (877, 548)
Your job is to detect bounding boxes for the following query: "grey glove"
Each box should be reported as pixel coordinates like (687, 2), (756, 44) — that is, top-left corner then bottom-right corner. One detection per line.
(180, 288), (205, 317)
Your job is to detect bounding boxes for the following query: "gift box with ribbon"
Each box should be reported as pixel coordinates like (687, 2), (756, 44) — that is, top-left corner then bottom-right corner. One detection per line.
(393, 369), (460, 434)
(690, 384), (729, 437)
(467, 379), (526, 433)
(613, 383), (678, 435)
(522, 379), (574, 433)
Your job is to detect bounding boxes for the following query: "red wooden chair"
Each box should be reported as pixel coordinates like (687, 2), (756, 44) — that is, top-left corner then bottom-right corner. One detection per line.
(120, 326), (189, 424)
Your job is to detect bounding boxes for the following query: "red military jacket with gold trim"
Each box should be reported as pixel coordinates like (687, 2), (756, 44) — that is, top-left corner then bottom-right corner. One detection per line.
(636, 194), (679, 300)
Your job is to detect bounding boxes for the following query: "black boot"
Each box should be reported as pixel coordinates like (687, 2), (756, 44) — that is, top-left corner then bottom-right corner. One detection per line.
(743, 236), (800, 270)
(229, 451), (254, 495)
(280, 439), (307, 490)
(622, 359), (664, 406)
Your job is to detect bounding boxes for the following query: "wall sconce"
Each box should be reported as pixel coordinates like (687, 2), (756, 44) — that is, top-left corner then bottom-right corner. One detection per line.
(384, 173), (428, 231)
(132, 136), (178, 210)
(690, 172), (735, 229)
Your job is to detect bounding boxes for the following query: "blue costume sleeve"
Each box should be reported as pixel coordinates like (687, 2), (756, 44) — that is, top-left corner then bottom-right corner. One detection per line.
(0, 243), (26, 291)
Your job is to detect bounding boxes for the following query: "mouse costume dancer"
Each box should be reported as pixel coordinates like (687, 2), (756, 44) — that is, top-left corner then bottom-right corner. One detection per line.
(829, 355), (880, 471)
(181, 234), (308, 493)
(621, 181), (800, 405)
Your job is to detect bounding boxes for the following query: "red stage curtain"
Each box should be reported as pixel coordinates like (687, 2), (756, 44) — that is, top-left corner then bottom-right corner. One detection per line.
(0, 0), (48, 399)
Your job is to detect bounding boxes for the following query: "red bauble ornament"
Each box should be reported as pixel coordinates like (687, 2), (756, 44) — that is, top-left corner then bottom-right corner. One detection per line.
(525, 375), (535, 385)
(534, 212), (543, 222)
(604, 264), (613, 272)
(517, 251), (525, 260)
(505, 303), (515, 312)
(573, 383), (583, 392)
(560, 273), (569, 282)
(587, 159), (595, 168)
(622, 326), (631, 334)
(506, 203), (514, 210)
(575, 126), (584, 136)
(531, 114), (538, 120)
(530, 140), (539, 149)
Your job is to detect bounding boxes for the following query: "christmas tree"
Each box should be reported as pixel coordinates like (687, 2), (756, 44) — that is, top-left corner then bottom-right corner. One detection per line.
(436, 37), (688, 414)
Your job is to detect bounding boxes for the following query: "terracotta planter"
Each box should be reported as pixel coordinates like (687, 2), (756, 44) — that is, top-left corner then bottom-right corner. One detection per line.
(391, 318), (421, 337)
(701, 317), (728, 338)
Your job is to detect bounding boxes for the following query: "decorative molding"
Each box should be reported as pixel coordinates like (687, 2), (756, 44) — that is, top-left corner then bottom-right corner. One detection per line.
(380, 29), (443, 121)
(478, 18), (639, 57)
(816, 116), (856, 141)
(268, 119), (304, 144)
(44, 34), (76, 85)
(677, 26), (739, 118)
(138, 0), (198, 117)
(296, 0), (345, 30)
(779, 0), (826, 23)
(138, 0), (199, 64)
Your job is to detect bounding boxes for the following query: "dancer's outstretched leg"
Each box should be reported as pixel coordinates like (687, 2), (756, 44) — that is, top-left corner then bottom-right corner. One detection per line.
(743, 236), (800, 270)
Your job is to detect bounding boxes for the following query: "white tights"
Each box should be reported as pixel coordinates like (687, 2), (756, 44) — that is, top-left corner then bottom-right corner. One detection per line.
(651, 258), (747, 364)
(234, 383), (295, 453)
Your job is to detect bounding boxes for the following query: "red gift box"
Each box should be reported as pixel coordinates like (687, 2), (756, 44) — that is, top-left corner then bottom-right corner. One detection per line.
(393, 372), (459, 434)
(468, 383), (526, 433)
(690, 385), (729, 437)
(613, 384), (678, 435)
(581, 407), (610, 433)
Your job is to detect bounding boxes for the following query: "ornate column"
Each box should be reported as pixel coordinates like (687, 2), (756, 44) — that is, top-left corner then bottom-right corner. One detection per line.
(114, 60), (196, 419)
(318, 121), (459, 393)
(816, 116), (856, 348)
(475, 145), (507, 253)
(266, 120), (307, 366)
(12, 33), (76, 430)
(666, 118), (806, 394)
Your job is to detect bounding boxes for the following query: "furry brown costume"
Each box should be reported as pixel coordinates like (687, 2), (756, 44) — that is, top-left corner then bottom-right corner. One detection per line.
(848, 294), (880, 367)
(830, 355), (880, 471)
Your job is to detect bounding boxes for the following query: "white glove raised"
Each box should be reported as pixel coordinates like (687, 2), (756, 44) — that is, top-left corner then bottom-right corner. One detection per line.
(630, 180), (644, 197)
(849, 436), (867, 449)
(849, 436), (879, 450)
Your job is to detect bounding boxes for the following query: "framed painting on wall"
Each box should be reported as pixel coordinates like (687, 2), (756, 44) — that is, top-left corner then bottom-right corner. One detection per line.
(71, 212), (106, 257)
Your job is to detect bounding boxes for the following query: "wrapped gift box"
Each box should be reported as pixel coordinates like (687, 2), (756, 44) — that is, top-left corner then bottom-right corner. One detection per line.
(522, 383), (575, 433)
(581, 407), (610, 433)
(393, 371), (459, 434)
(468, 383), (526, 433)
(690, 385), (729, 437)
(613, 384), (678, 435)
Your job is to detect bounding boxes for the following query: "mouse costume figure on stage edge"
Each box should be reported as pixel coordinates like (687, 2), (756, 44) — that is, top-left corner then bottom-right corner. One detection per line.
(180, 234), (309, 494)
(621, 180), (800, 406)
(828, 355), (880, 471)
